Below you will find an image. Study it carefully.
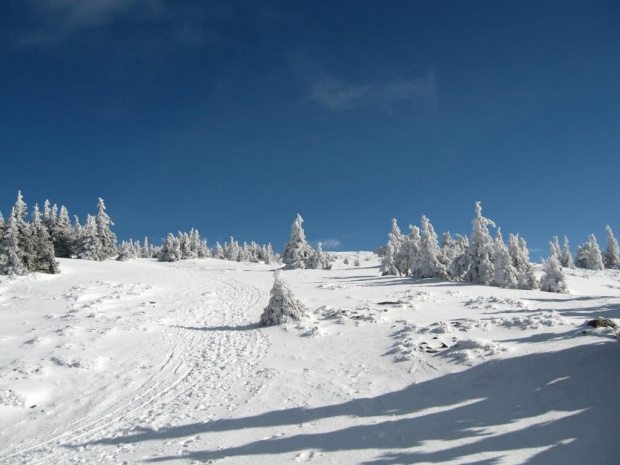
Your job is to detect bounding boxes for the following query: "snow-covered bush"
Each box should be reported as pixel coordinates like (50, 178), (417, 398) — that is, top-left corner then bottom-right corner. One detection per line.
(260, 271), (307, 326)
(540, 256), (568, 293)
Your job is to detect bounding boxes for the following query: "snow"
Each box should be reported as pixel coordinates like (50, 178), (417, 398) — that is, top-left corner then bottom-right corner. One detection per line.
(0, 254), (619, 464)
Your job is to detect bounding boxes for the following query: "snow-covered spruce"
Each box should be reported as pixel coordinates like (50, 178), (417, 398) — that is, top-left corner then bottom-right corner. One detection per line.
(492, 228), (518, 288)
(560, 235), (575, 269)
(463, 201), (496, 285)
(540, 255), (568, 293)
(282, 214), (325, 269)
(260, 270), (308, 326)
(575, 234), (604, 270)
(604, 226), (620, 269)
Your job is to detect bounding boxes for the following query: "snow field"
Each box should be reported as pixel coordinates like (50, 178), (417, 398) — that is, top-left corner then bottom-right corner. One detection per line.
(0, 253), (619, 464)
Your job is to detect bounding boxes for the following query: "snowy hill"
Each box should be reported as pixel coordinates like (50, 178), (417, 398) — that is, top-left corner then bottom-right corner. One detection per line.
(1, 255), (619, 464)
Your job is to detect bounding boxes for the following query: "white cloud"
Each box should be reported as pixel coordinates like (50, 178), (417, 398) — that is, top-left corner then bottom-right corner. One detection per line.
(19, 0), (162, 45)
(308, 73), (435, 111)
(318, 239), (342, 250)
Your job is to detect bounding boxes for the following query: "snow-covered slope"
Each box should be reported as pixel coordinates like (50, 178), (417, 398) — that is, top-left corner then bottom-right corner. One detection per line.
(1, 255), (618, 464)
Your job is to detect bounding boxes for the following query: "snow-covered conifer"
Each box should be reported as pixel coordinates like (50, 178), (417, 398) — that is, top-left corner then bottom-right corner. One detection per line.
(1, 210), (28, 276)
(117, 241), (133, 261)
(30, 205), (59, 274)
(260, 271), (307, 326)
(464, 202), (496, 285)
(51, 206), (75, 258)
(141, 237), (151, 258)
(540, 256), (568, 293)
(414, 215), (448, 279)
(449, 234), (470, 280)
(603, 226), (620, 269)
(550, 236), (561, 262)
(492, 228), (518, 288)
(381, 219), (404, 276)
(159, 233), (182, 262)
(309, 242), (331, 270)
(560, 235), (574, 269)
(576, 234), (604, 270)
(215, 242), (224, 259)
(401, 225), (421, 277)
(95, 198), (117, 260)
(282, 214), (315, 269)
(76, 215), (101, 260)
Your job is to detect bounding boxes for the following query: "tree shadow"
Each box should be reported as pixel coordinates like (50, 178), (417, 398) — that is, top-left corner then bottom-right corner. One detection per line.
(75, 342), (620, 464)
(170, 323), (261, 332)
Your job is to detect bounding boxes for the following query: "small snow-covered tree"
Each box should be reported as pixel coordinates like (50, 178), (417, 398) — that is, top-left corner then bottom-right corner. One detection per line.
(117, 241), (133, 261)
(214, 242), (225, 259)
(309, 242), (331, 270)
(464, 202), (496, 285)
(414, 215), (448, 279)
(1, 209), (28, 276)
(493, 228), (518, 288)
(159, 233), (182, 262)
(401, 225), (421, 277)
(576, 234), (604, 270)
(603, 226), (620, 269)
(507, 234), (537, 290)
(540, 256), (568, 293)
(282, 214), (315, 269)
(51, 206), (75, 258)
(381, 218), (404, 276)
(260, 270), (307, 326)
(449, 234), (470, 280)
(95, 198), (117, 260)
(560, 235), (575, 269)
(30, 205), (59, 274)
(550, 236), (561, 262)
(76, 215), (101, 261)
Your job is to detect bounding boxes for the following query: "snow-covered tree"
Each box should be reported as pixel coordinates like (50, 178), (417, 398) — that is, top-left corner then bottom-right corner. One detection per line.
(576, 234), (604, 270)
(1, 209), (28, 276)
(214, 242), (224, 259)
(282, 214), (315, 269)
(381, 219), (404, 276)
(117, 241), (134, 261)
(463, 202), (496, 285)
(51, 206), (75, 258)
(95, 198), (117, 260)
(141, 237), (151, 258)
(159, 233), (182, 262)
(493, 228), (518, 288)
(414, 215), (448, 279)
(560, 235), (575, 269)
(76, 215), (101, 261)
(449, 234), (470, 280)
(540, 256), (568, 293)
(309, 242), (331, 270)
(30, 205), (59, 274)
(550, 236), (561, 262)
(603, 226), (620, 269)
(260, 270), (307, 326)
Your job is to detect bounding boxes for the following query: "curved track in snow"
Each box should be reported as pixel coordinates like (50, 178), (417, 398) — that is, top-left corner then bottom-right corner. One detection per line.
(0, 270), (269, 464)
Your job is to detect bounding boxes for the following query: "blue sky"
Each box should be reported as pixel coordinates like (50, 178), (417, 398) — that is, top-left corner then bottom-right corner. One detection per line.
(1, 0), (619, 257)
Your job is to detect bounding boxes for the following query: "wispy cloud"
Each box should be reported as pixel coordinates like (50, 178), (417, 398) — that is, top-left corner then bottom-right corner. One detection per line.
(308, 73), (435, 111)
(316, 239), (342, 250)
(18, 0), (162, 46)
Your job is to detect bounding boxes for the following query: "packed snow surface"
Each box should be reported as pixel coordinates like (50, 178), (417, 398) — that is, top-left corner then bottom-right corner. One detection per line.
(0, 255), (619, 464)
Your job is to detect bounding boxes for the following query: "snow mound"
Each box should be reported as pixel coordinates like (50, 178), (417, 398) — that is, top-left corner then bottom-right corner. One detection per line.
(443, 338), (508, 364)
(465, 295), (529, 310)
(0, 390), (26, 408)
(315, 305), (386, 324)
(494, 310), (569, 329)
(317, 283), (346, 290)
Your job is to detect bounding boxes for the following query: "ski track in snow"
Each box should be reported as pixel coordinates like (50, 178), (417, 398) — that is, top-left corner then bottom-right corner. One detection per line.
(0, 271), (269, 464)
